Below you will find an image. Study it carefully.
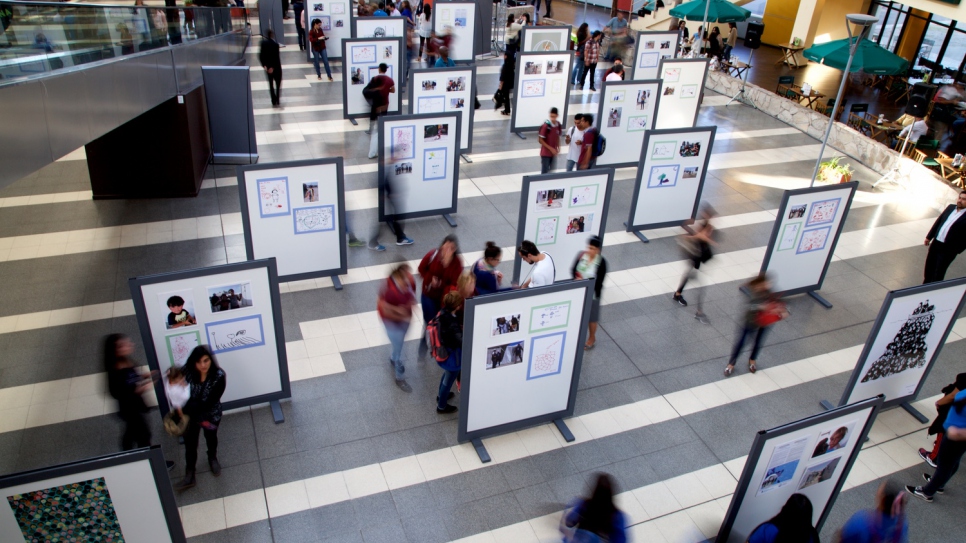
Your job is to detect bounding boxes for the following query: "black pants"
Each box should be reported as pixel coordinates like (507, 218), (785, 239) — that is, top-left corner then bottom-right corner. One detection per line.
(267, 69), (282, 105)
(677, 255), (707, 310)
(924, 241), (958, 284)
(728, 325), (769, 366)
(923, 435), (966, 496)
(497, 87), (512, 113)
(183, 421), (219, 472)
(580, 62), (597, 88)
(282, 0), (290, 17)
(120, 410), (151, 451)
(294, 4), (305, 49)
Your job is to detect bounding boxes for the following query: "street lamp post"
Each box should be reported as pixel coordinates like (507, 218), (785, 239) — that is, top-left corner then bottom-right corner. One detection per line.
(809, 14), (879, 187)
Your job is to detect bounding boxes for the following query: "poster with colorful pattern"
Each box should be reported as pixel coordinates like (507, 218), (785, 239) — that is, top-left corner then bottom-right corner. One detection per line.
(7, 477), (125, 542)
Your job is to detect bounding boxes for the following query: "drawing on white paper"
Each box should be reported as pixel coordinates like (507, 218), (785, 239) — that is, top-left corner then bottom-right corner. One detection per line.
(529, 301), (571, 332)
(536, 216), (558, 244)
(331, 3), (345, 14)
(551, 79), (563, 94)
(351, 45), (376, 63)
(651, 140), (676, 160)
(639, 51), (659, 68)
(522, 79), (546, 97)
(570, 185), (598, 207)
(527, 331), (566, 379)
(777, 222), (802, 252)
(391, 125), (415, 160)
(257, 177), (289, 217)
(663, 67), (681, 82)
(648, 164), (679, 188)
(294, 205), (335, 234)
(417, 96), (445, 113)
(165, 331), (201, 367)
(206, 315), (266, 354)
(806, 198), (840, 227)
(797, 226), (831, 254)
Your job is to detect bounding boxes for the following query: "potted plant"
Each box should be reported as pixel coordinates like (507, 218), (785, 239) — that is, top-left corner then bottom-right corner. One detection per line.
(817, 157), (854, 183)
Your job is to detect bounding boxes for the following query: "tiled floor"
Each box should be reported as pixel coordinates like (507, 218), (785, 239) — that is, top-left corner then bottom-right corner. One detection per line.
(2, 13), (966, 543)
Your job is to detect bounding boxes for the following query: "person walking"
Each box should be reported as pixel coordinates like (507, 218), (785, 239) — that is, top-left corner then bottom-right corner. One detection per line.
(920, 372), (966, 468)
(923, 190), (966, 283)
(293, 0), (305, 50)
(538, 107), (563, 174)
(571, 23), (589, 86)
(906, 382), (966, 502)
(259, 29), (283, 107)
(746, 494), (820, 543)
(572, 235), (607, 350)
(504, 14), (524, 59)
(175, 346), (226, 491)
(518, 240), (555, 288)
(837, 480), (908, 543)
(564, 113), (586, 172)
(561, 474), (628, 543)
(672, 204), (717, 324)
(419, 235), (463, 352)
(416, 5), (432, 61)
(369, 165), (414, 249)
(435, 291), (463, 413)
(576, 114), (596, 170)
(308, 18), (333, 81)
(472, 242), (505, 295)
(724, 274), (787, 377)
(495, 52), (515, 116)
(366, 63), (396, 157)
(105, 334), (165, 457)
(378, 263), (417, 392)
(602, 11), (629, 62)
(579, 31), (601, 91)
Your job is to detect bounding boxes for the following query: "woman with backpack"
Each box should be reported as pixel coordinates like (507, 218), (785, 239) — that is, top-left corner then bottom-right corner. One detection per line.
(418, 235), (463, 353)
(724, 273), (787, 377)
(561, 473), (628, 543)
(435, 291), (463, 413)
(378, 263), (417, 392)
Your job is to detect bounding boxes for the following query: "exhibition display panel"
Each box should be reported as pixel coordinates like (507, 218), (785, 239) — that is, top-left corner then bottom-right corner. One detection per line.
(716, 397), (883, 543)
(0, 447), (186, 543)
(829, 278), (966, 420)
(378, 112), (462, 222)
(595, 79), (663, 169)
(654, 57), (709, 129)
(305, 0), (351, 61)
(236, 158), (348, 284)
(353, 17), (409, 83)
(520, 25), (572, 53)
(458, 280), (594, 457)
(511, 51), (574, 133)
(760, 182), (858, 301)
(626, 126), (716, 239)
(512, 169), (616, 284)
(129, 259), (291, 421)
(632, 31), (680, 80)
(341, 37), (404, 120)
(408, 66), (477, 153)
(432, 1), (477, 62)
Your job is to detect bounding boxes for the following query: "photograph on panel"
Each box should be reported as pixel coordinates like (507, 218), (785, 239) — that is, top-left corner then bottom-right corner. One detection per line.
(797, 456), (841, 490)
(788, 204), (807, 219)
(535, 188), (566, 209)
(679, 140), (701, 157)
(636, 89), (651, 109)
(757, 436), (809, 496)
(423, 123), (449, 142)
(565, 213), (594, 234)
(607, 107), (622, 127)
(811, 420), (858, 458)
(303, 182), (319, 202)
(159, 290), (197, 330)
(492, 314), (521, 336)
(207, 282), (254, 313)
(422, 79), (438, 91)
(447, 77), (466, 92)
(524, 61), (543, 75)
(486, 341), (525, 369)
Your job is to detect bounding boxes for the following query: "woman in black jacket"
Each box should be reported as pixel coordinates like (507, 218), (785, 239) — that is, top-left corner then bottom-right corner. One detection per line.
(176, 345), (227, 490)
(572, 236), (607, 350)
(495, 52), (515, 116)
(436, 291), (463, 414)
(104, 333), (154, 451)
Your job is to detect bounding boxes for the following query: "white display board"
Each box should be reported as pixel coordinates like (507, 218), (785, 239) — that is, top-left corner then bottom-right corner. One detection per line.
(433, 0), (477, 62)
(305, 0), (352, 61)
(458, 280), (593, 442)
(717, 398), (882, 543)
(378, 112), (461, 220)
(408, 66), (476, 152)
(511, 51), (574, 133)
(236, 158), (347, 282)
(129, 259), (290, 413)
(595, 79), (663, 168)
(521, 25), (572, 52)
(513, 170), (616, 284)
(840, 278), (966, 408)
(632, 31), (680, 80)
(341, 37), (404, 119)
(760, 182), (858, 296)
(353, 16), (410, 83)
(627, 126), (716, 232)
(0, 448), (185, 543)
(654, 58), (709, 129)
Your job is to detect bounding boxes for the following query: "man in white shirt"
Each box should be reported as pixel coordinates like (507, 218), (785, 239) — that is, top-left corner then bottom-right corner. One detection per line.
(924, 191), (966, 283)
(518, 240), (555, 288)
(564, 113), (586, 172)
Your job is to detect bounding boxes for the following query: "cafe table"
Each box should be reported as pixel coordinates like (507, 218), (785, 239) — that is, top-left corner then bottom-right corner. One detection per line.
(787, 84), (826, 109)
(937, 158), (965, 186)
(720, 59), (751, 79)
(775, 43), (805, 68)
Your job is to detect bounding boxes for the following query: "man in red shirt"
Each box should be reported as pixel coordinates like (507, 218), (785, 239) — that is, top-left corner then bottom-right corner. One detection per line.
(366, 63), (396, 158)
(538, 107), (563, 174)
(577, 113), (596, 170)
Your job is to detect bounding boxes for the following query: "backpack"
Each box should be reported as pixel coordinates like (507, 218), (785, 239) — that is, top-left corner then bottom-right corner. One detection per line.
(588, 127), (606, 157)
(424, 311), (450, 363)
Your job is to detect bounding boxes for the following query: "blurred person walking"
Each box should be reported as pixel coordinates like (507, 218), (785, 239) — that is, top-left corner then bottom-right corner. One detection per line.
(572, 235), (607, 350)
(369, 164), (414, 250)
(746, 493), (820, 543)
(366, 63), (396, 157)
(571, 23), (589, 86)
(494, 52), (515, 115)
(907, 380), (966, 502)
(435, 292), (464, 413)
(176, 346), (226, 490)
(259, 30), (283, 107)
(672, 204), (717, 324)
(418, 235), (464, 354)
(105, 334), (166, 458)
(293, 0), (305, 50)
(724, 274), (787, 377)
(560, 473), (628, 543)
(837, 480), (908, 543)
(919, 371), (966, 468)
(378, 263), (417, 392)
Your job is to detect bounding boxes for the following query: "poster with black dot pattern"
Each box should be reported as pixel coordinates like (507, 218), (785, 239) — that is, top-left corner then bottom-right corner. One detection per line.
(7, 477), (124, 542)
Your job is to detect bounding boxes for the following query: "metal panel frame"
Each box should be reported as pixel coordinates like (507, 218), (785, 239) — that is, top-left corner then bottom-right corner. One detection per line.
(457, 279), (594, 443)
(406, 65), (477, 153)
(631, 30), (681, 80)
(594, 78), (663, 169)
(340, 36), (405, 120)
(519, 24), (573, 53)
(510, 50), (574, 133)
(431, 0), (480, 62)
(655, 56), (709, 129)
(128, 258), (291, 416)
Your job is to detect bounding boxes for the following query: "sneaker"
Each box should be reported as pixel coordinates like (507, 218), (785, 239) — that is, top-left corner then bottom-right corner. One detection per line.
(209, 458), (221, 476)
(922, 473), (945, 494)
(672, 293), (688, 307)
(396, 237), (415, 246)
(436, 404), (458, 414)
(395, 379), (413, 393)
(348, 238), (366, 247)
(905, 485), (933, 502)
(368, 244), (386, 252)
(166, 460), (175, 471)
(317, 76), (322, 81)
(695, 313), (710, 325)
(918, 448), (939, 469)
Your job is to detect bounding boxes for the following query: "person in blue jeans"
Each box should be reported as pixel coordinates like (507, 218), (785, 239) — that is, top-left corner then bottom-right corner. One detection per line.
(308, 19), (333, 81)
(436, 292), (463, 413)
(907, 387), (966, 502)
(724, 274), (785, 377)
(838, 480), (908, 543)
(378, 264), (417, 392)
(571, 24), (589, 86)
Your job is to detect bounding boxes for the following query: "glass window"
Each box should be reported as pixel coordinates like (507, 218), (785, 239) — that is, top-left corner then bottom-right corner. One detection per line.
(919, 20), (949, 62)
(743, 0), (767, 18)
(940, 30), (966, 72)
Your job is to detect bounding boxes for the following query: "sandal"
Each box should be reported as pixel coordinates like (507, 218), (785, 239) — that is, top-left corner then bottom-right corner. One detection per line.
(724, 365), (734, 377)
(748, 361), (757, 374)
(584, 342), (595, 351)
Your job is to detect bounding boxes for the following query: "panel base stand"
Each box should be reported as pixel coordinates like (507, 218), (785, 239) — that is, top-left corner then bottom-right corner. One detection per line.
(554, 419), (575, 443)
(471, 438), (492, 463)
(807, 290), (833, 309)
(514, 132), (527, 140)
(332, 276), (343, 291)
(461, 153), (473, 163)
(820, 399), (836, 411)
(442, 214), (458, 227)
(900, 401), (929, 423)
(349, 118), (359, 126)
(270, 400), (285, 424)
(623, 223), (649, 243)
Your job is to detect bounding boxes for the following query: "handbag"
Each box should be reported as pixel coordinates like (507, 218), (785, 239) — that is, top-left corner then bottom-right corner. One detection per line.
(755, 300), (787, 327)
(163, 412), (189, 436)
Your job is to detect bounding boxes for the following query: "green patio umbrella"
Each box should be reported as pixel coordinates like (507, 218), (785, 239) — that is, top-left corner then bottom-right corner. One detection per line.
(668, 0), (751, 23)
(803, 37), (909, 75)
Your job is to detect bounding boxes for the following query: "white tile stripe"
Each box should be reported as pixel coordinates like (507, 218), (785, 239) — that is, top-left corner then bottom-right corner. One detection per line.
(173, 324), (959, 538)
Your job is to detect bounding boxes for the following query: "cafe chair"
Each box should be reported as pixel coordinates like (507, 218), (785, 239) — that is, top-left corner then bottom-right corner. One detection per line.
(847, 113), (869, 133)
(937, 151), (965, 187)
(776, 75), (796, 100)
(917, 139), (940, 152)
(913, 149), (941, 171)
(894, 136), (916, 156)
